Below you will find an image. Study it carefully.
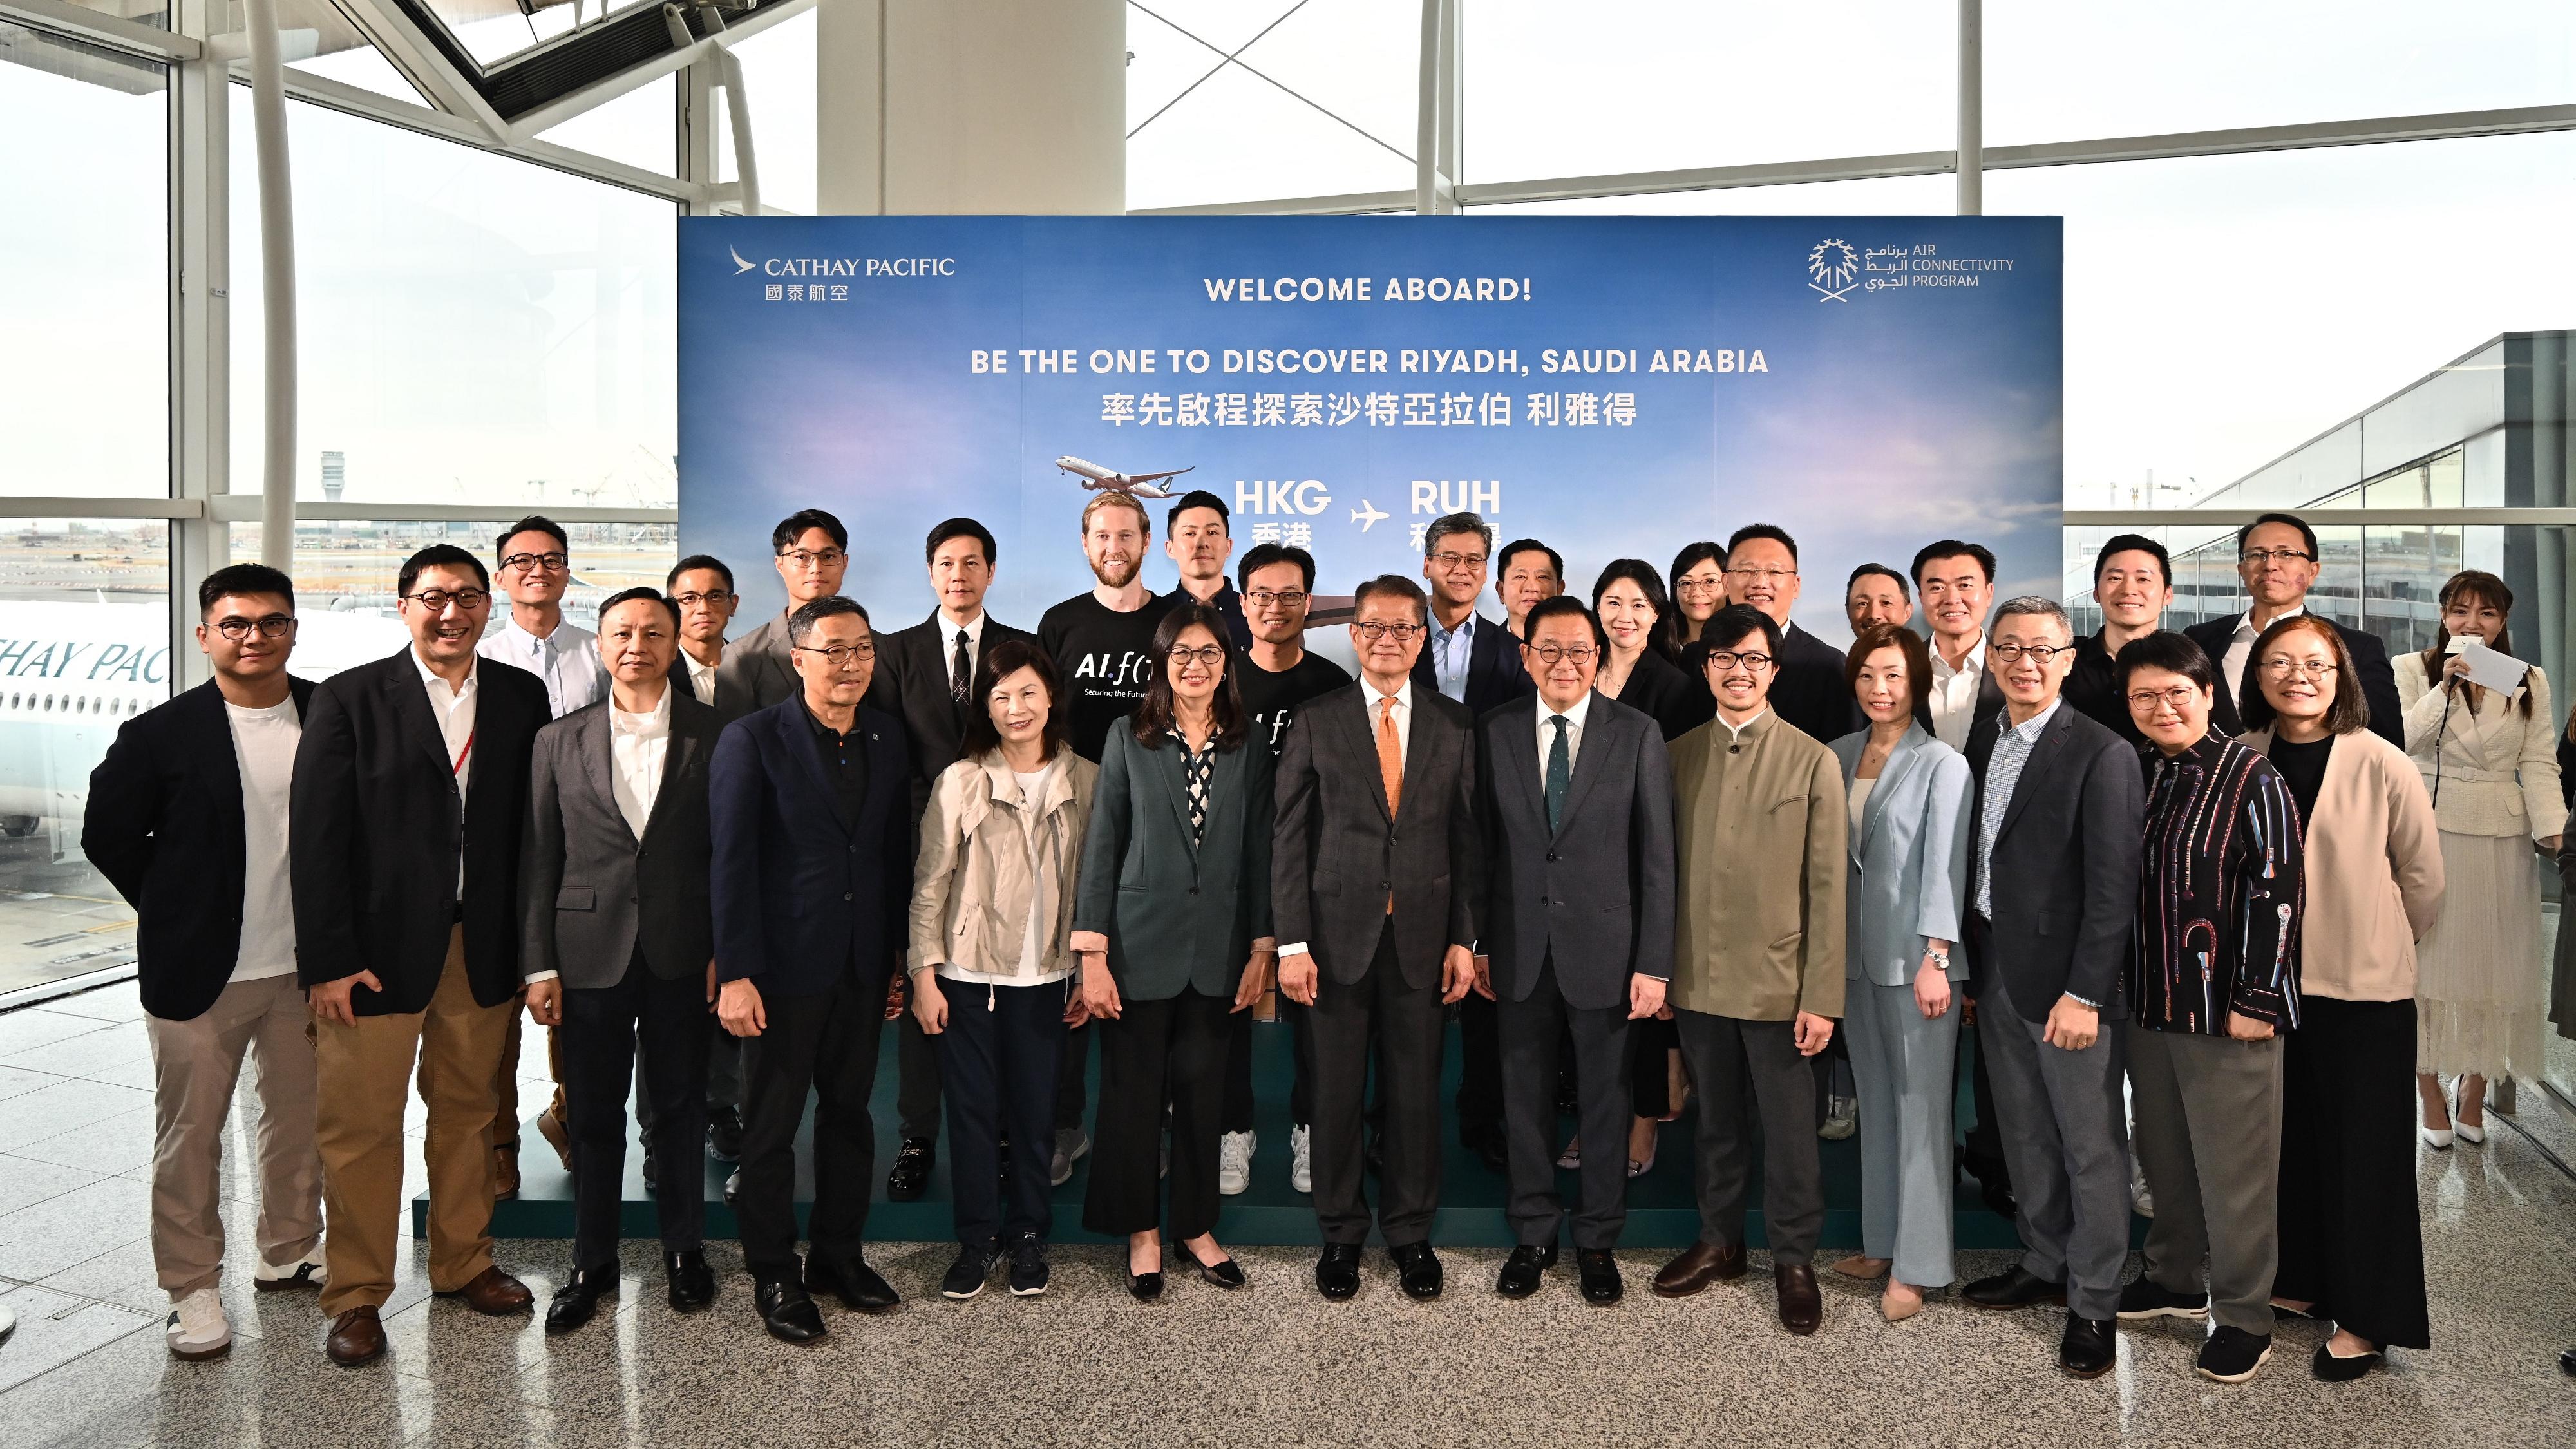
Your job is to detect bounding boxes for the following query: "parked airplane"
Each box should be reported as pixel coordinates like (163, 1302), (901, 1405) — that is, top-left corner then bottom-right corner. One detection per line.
(1055, 455), (1195, 500)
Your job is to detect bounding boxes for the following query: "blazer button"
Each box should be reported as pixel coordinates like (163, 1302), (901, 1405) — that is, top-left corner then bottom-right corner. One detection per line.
(1546, 851), (1559, 862)
(842, 891), (853, 902)
(1539, 896), (1550, 905)
(1728, 744), (1741, 754)
(1188, 886), (1200, 895)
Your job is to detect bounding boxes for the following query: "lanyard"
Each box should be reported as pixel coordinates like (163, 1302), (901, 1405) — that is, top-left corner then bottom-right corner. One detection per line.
(451, 728), (476, 777)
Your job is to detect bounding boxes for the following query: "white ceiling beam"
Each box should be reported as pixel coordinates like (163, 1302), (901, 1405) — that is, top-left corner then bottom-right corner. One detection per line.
(502, 0), (814, 144)
(0, 0), (197, 58)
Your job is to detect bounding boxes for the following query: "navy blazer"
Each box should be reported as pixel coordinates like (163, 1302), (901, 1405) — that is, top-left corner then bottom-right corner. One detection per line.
(709, 696), (911, 999)
(1410, 609), (1535, 719)
(86, 676), (318, 1021)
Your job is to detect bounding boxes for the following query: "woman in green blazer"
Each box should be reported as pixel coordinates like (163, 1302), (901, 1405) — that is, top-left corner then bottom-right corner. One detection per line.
(1070, 603), (1277, 1300)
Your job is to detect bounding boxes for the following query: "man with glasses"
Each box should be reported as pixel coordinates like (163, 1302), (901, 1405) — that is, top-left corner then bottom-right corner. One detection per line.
(86, 564), (323, 1361)
(1410, 511), (1534, 716)
(1158, 489), (1253, 648)
(1496, 538), (1566, 639)
(1912, 540), (2005, 753)
(1954, 598), (2145, 1381)
(1651, 605), (1846, 1334)
(723, 509), (852, 712)
(2181, 511), (2401, 748)
(1716, 524), (1855, 745)
(291, 545), (551, 1365)
(668, 554), (749, 719)
(712, 596), (912, 1342)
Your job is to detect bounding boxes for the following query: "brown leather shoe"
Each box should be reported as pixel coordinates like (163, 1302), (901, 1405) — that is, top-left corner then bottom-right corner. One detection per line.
(436, 1265), (534, 1316)
(535, 1106), (573, 1173)
(1776, 1263), (1823, 1335)
(1651, 1240), (1747, 1298)
(325, 1307), (386, 1366)
(493, 1144), (522, 1200)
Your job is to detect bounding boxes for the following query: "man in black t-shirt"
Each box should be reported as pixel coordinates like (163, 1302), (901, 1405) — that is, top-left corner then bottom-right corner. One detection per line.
(1037, 493), (1174, 764)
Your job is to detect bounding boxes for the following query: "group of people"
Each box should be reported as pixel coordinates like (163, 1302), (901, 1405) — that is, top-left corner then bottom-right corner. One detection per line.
(87, 492), (2559, 1387)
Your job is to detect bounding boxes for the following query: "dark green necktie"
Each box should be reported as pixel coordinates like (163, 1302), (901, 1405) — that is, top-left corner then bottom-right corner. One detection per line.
(1545, 714), (1570, 833)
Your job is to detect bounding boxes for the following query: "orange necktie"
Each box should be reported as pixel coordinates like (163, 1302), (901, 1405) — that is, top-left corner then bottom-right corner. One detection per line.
(1377, 697), (1403, 914)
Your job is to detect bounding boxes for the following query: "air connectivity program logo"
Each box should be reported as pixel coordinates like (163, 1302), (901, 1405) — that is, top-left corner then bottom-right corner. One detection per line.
(1807, 238), (1859, 302)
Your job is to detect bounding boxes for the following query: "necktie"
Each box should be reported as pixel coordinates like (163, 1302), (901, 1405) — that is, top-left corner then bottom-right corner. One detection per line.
(951, 629), (971, 704)
(1545, 714), (1569, 834)
(1376, 697), (1403, 914)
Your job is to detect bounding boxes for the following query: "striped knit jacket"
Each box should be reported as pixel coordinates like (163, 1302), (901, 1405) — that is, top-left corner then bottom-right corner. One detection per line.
(2131, 733), (2306, 1032)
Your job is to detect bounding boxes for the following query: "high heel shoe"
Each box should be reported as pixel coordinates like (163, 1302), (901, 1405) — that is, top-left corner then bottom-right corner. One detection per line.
(2420, 1086), (2454, 1149)
(2452, 1079), (2486, 1145)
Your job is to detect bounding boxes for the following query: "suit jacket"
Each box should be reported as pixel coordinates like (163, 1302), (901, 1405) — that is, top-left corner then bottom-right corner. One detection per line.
(2240, 724), (2443, 1002)
(1410, 610), (1535, 719)
(1962, 701), (2145, 1022)
(709, 696), (911, 998)
(685, 647), (756, 723)
(864, 609), (1036, 822)
(1611, 647), (1714, 741)
(2393, 652), (2567, 840)
(1070, 726), (1274, 1001)
(2182, 612), (2402, 751)
(1273, 681), (1483, 990)
(1689, 621), (1857, 744)
(1667, 712), (1847, 1021)
(716, 611), (800, 714)
(519, 690), (722, 991)
(1828, 723), (1975, 989)
(85, 676), (319, 1021)
(289, 650), (550, 1014)
(1474, 692), (1675, 1010)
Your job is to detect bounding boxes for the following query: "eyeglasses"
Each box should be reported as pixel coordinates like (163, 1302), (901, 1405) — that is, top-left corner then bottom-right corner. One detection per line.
(2258, 658), (2339, 680)
(1704, 650), (1774, 672)
(1527, 643), (1597, 667)
(2126, 685), (2202, 712)
(792, 641), (876, 668)
(500, 551), (569, 574)
(213, 614), (296, 640)
(1428, 551), (1489, 572)
(404, 587), (490, 613)
(1723, 566), (1797, 583)
(1244, 589), (1309, 609)
(1672, 578), (1727, 596)
(2239, 548), (2316, 566)
(1990, 643), (2071, 665)
(779, 548), (848, 571)
(1354, 621), (1425, 642)
(670, 590), (734, 609)
(1167, 644), (1227, 668)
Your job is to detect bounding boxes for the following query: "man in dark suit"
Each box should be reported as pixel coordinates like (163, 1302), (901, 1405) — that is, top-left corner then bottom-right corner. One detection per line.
(670, 554), (754, 721)
(1912, 540), (2008, 751)
(719, 509), (850, 712)
(1475, 596), (1675, 1304)
(520, 588), (725, 1334)
(712, 596), (912, 1343)
(1275, 574), (1484, 1302)
(2180, 511), (2402, 750)
(290, 544), (550, 1365)
(1715, 524), (1857, 744)
(864, 517), (1035, 1202)
(1954, 596), (2146, 1381)
(1410, 511), (1536, 718)
(86, 564), (323, 1361)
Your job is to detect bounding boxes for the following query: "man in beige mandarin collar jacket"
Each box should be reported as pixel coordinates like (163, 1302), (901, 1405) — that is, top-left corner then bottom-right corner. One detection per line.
(1652, 606), (1846, 1335)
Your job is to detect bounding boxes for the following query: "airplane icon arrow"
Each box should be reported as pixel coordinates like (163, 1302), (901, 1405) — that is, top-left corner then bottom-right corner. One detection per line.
(1350, 500), (1388, 531)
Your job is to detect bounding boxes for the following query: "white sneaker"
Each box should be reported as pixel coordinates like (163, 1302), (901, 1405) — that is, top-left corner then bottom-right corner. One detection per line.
(1218, 1130), (1256, 1195)
(165, 1287), (231, 1360)
(2130, 1157), (2155, 1217)
(254, 1251), (327, 1292)
(1289, 1124), (1312, 1194)
(1819, 1095), (1857, 1141)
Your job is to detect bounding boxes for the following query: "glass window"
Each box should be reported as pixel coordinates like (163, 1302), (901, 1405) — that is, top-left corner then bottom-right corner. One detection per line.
(538, 71), (676, 178)
(0, 517), (170, 997)
(721, 9), (816, 214)
(416, 0), (659, 71)
(228, 518), (678, 646)
(0, 28), (168, 499)
(273, 0), (431, 104)
(49, 0), (168, 28)
(1126, 0), (1417, 210)
(1468, 172), (1952, 216)
(228, 93), (679, 515)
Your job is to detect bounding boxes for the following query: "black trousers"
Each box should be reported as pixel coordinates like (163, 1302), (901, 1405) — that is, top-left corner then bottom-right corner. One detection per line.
(2275, 994), (2430, 1349)
(1676, 1009), (1824, 1265)
(897, 1006), (943, 1141)
(1084, 987), (1232, 1239)
(935, 978), (1068, 1247)
(1500, 960), (1633, 1249)
(1054, 1019), (1092, 1133)
(1960, 994), (2013, 1191)
(1456, 990), (1503, 1144)
(736, 971), (888, 1281)
(1221, 998), (1317, 1132)
(633, 1014), (740, 1142)
(1311, 923), (1446, 1246)
(1630, 1013), (1680, 1117)
(562, 959), (712, 1268)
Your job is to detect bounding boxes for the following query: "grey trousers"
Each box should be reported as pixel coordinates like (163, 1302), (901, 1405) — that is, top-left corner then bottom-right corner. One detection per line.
(1846, 978), (1958, 1289)
(1675, 1010), (1823, 1265)
(2128, 1027), (2284, 1334)
(144, 974), (322, 1297)
(1975, 946), (2131, 1321)
(1499, 961), (1632, 1249)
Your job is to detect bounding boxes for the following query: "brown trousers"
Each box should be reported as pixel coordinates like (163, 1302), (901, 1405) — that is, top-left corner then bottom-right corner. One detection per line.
(144, 973), (323, 1297)
(313, 927), (511, 1315)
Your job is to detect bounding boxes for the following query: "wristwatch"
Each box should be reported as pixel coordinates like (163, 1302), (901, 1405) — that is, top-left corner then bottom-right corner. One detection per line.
(1926, 945), (1951, 969)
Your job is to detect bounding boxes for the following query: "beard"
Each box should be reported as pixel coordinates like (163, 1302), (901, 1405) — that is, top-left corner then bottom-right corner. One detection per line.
(1090, 553), (1141, 589)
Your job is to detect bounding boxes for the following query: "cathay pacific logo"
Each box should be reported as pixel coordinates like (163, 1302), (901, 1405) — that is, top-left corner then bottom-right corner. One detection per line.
(730, 246), (755, 274)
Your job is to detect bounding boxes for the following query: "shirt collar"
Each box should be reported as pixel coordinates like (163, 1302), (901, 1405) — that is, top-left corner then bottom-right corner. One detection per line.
(1541, 690), (1593, 732)
(499, 614), (576, 653)
(802, 701), (855, 741)
(938, 610), (987, 645)
(2004, 697), (2063, 743)
(411, 647), (478, 694)
(1365, 676), (1414, 715)
(611, 688), (672, 736)
(1931, 634), (1986, 677)
(1435, 610), (1477, 642)
(2236, 603), (2304, 641)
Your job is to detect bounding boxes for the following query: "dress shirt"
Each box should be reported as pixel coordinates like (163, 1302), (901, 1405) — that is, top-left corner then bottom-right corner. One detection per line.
(1536, 690), (1593, 781)
(1428, 611), (1478, 703)
(2221, 604), (2304, 710)
(943, 611), (989, 697)
(608, 689), (672, 840)
(1927, 636), (1987, 752)
(681, 645), (720, 706)
(1973, 697), (2061, 923)
(478, 613), (608, 719)
(1280, 677), (1413, 961)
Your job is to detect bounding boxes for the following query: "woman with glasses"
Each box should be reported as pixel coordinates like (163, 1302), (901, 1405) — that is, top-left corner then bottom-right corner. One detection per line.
(2392, 571), (2564, 1146)
(1667, 542), (1728, 650)
(2241, 614), (2442, 1379)
(1070, 603), (1276, 1299)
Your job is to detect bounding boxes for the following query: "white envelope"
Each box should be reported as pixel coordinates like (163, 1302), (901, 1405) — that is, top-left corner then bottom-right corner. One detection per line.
(2454, 636), (2529, 700)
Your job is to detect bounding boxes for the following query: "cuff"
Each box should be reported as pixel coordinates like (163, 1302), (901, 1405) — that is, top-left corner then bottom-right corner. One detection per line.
(2228, 988), (2286, 1028)
(523, 970), (558, 985)
(1277, 942), (1310, 959)
(1068, 930), (1109, 955)
(1250, 937), (1278, 954)
(2061, 991), (2101, 1010)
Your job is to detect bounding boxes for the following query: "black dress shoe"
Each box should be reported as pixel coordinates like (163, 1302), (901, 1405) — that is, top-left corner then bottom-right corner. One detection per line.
(1980, 1179), (2018, 1221)
(641, 1150), (658, 1192)
(706, 1106), (744, 1163)
(1196, 1256), (1246, 1289)
(2060, 1313), (2116, 1379)
(1390, 1242), (1443, 1300)
(1463, 1125), (1510, 1176)
(886, 1138), (934, 1202)
(545, 1264), (618, 1335)
(1577, 1249), (1622, 1305)
(1962, 1264), (2066, 1311)
(665, 1249), (714, 1311)
(1496, 1244), (1557, 1298)
(755, 1277), (826, 1343)
(1315, 1243), (1361, 1300)
(1127, 1269), (1164, 1302)
(806, 1255), (900, 1314)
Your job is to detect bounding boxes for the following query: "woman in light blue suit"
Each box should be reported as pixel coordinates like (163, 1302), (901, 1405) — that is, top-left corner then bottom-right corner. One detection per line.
(1824, 623), (1975, 1320)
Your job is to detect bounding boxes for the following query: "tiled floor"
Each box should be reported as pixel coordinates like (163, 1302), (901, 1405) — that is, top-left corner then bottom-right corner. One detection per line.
(3, 976), (2573, 1448)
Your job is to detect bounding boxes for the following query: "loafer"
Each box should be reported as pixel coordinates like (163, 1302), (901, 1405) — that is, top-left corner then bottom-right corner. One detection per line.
(2060, 1313), (2117, 1379)
(1390, 1242), (1443, 1300)
(545, 1264), (618, 1336)
(806, 1255), (900, 1314)
(1775, 1263), (1821, 1334)
(706, 1106), (744, 1162)
(666, 1249), (715, 1311)
(2315, 1340), (2385, 1382)
(941, 1245), (995, 1302)
(1577, 1249), (1622, 1305)
(1127, 1268), (1164, 1302)
(492, 1143), (522, 1200)
(1197, 1256), (1247, 1290)
(1315, 1242), (1362, 1300)
(436, 1265), (534, 1316)
(1653, 1240), (1745, 1298)
(1496, 1244), (1557, 1299)
(2116, 1276), (2209, 1321)
(2196, 1325), (2272, 1384)
(886, 1138), (935, 1202)
(1962, 1264), (2065, 1311)
(755, 1277), (826, 1343)
(1007, 1234), (1050, 1298)
(324, 1306), (385, 1367)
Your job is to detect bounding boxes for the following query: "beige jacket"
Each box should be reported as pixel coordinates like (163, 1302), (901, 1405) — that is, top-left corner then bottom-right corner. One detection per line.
(908, 750), (1098, 982)
(2394, 653), (2566, 840)
(1668, 711), (1847, 1021)
(2242, 726), (2445, 1002)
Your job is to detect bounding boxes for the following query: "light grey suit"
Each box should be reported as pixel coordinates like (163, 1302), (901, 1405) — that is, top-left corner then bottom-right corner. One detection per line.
(1830, 723), (1974, 1288)
(715, 612), (799, 714)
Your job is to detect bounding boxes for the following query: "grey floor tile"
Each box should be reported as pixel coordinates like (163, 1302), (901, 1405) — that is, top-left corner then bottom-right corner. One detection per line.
(0, 1153), (104, 1218)
(0, 1078), (153, 1153)
(75, 1054), (158, 1093)
(16, 1106), (158, 1177)
(0, 1175), (154, 1281)
(0, 1282), (158, 1396)
(35, 983), (148, 1025)
(0, 1063), (61, 1102)
(7, 1022), (151, 1082)
(0, 1010), (113, 1058)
